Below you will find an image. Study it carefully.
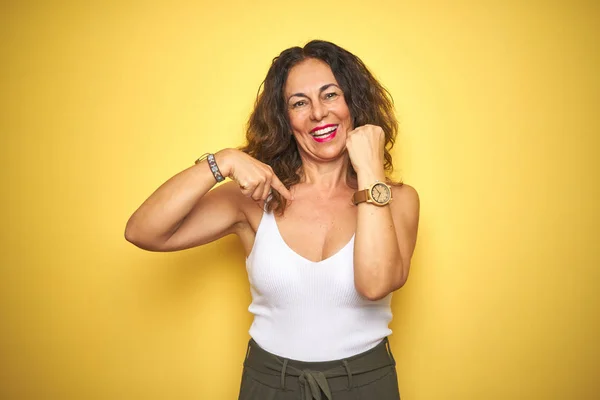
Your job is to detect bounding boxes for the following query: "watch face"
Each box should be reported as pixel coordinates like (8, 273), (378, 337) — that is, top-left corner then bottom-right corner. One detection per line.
(370, 182), (391, 204)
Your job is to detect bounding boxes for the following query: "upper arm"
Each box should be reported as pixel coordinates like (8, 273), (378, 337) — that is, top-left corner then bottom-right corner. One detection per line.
(390, 184), (420, 274)
(159, 182), (247, 252)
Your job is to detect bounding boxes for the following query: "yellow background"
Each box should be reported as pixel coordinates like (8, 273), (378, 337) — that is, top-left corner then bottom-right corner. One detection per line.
(1, 1), (599, 399)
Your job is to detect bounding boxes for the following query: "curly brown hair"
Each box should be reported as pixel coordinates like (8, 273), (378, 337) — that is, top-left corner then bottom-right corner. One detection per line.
(240, 40), (398, 214)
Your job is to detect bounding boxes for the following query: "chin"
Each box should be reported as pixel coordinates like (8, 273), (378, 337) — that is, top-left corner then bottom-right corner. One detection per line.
(312, 144), (347, 161)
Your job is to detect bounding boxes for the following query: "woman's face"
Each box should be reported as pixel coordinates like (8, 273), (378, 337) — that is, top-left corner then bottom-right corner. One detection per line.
(284, 58), (353, 162)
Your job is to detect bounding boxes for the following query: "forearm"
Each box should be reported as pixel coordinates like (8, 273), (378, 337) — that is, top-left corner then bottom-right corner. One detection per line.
(125, 151), (228, 247)
(353, 170), (405, 300)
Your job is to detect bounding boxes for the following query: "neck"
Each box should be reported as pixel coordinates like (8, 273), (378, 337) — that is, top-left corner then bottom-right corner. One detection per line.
(299, 152), (351, 190)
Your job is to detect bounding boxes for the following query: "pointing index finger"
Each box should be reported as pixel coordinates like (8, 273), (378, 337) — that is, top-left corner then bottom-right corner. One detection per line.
(270, 175), (294, 201)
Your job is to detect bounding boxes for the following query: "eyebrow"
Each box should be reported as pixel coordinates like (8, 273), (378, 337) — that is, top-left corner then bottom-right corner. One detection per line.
(287, 83), (340, 102)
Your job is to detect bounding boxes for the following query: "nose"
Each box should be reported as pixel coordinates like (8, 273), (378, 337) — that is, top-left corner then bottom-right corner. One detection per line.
(310, 100), (329, 122)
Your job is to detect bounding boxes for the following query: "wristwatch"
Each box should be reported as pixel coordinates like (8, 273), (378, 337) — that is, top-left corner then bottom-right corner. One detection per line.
(352, 181), (393, 206)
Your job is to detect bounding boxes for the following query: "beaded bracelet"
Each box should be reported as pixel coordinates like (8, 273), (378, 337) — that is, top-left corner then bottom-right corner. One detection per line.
(195, 153), (225, 183)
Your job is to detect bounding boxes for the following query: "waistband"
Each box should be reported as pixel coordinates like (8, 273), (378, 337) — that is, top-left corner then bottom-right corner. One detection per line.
(243, 338), (396, 400)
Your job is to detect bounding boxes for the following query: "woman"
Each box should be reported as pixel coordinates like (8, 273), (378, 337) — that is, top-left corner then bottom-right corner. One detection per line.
(125, 40), (419, 400)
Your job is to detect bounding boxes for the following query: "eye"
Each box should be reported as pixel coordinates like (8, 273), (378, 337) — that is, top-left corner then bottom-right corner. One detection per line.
(324, 92), (338, 100)
(291, 100), (307, 108)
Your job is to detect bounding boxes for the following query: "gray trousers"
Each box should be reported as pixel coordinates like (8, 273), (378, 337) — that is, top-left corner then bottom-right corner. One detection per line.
(238, 337), (401, 400)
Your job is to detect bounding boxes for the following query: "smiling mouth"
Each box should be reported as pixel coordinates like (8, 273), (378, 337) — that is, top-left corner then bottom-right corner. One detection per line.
(310, 124), (338, 141)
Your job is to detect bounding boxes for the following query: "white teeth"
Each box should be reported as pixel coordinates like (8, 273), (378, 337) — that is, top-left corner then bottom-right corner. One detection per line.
(311, 125), (338, 136)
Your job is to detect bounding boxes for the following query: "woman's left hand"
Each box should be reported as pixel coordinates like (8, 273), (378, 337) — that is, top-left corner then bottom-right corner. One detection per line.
(345, 124), (386, 175)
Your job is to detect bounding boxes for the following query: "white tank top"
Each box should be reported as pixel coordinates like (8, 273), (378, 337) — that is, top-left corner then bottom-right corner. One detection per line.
(246, 211), (393, 361)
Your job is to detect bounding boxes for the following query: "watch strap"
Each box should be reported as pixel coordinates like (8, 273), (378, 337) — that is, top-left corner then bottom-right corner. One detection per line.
(352, 189), (369, 205)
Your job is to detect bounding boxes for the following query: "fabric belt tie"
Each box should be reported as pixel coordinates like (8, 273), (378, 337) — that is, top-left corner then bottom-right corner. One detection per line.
(298, 369), (332, 400)
(264, 359), (343, 400)
(242, 338), (396, 399)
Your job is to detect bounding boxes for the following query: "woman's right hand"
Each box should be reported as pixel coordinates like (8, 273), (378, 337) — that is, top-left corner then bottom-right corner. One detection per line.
(215, 149), (294, 202)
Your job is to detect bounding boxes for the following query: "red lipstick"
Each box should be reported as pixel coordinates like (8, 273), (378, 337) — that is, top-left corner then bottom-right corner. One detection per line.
(310, 124), (339, 143)
(310, 123), (338, 133)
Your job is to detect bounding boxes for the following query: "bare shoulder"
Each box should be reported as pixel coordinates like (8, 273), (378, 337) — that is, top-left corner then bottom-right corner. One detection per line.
(390, 183), (420, 218)
(213, 180), (244, 196)
(212, 181), (264, 229)
(209, 181), (255, 212)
